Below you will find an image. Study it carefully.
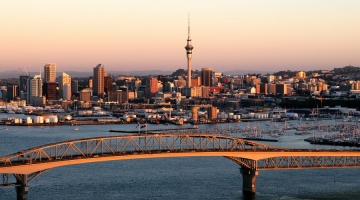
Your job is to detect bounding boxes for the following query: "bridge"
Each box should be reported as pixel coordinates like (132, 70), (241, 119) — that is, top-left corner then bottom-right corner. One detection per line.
(2, 133), (360, 200)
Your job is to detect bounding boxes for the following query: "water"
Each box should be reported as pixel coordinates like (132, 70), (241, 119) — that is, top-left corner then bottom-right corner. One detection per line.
(1, 116), (360, 199)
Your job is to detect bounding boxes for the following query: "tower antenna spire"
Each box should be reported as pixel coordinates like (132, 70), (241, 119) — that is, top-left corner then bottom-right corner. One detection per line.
(188, 13), (190, 39)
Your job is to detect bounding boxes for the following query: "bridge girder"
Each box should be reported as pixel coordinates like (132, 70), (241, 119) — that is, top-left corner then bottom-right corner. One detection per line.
(225, 155), (360, 170)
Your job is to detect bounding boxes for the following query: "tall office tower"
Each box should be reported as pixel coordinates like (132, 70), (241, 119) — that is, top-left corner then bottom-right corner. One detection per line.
(185, 15), (194, 88)
(201, 68), (212, 87)
(27, 74), (42, 105)
(19, 75), (30, 92)
(104, 76), (112, 95)
(63, 84), (71, 100)
(44, 63), (57, 82)
(71, 80), (79, 93)
(7, 84), (18, 102)
(43, 82), (57, 101)
(146, 77), (158, 98)
(59, 72), (71, 99)
(93, 64), (106, 97)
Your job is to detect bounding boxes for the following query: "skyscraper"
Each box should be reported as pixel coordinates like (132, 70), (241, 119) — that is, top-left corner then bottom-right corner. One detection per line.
(60, 72), (71, 99)
(201, 68), (212, 87)
(71, 80), (79, 93)
(104, 76), (112, 95)
(63, 84), (71, 100)
(43, 82), (57, 101)
(27, 74), (42, 105)
(7, 84), (18, 102)
(19, 75), (30, 92)
(93, 64), (106, 97)
(44, 63), (56, 82)
(185, 15), (193, 88)
(146, 77), (158, 98)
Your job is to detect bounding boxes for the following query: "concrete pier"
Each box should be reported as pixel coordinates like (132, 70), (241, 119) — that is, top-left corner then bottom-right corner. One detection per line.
(240, 168), (258, 194)
(15, 175), (28, 200)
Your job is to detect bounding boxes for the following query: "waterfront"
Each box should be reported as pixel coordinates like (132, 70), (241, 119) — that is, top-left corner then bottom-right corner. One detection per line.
(1, 118), (360, 199)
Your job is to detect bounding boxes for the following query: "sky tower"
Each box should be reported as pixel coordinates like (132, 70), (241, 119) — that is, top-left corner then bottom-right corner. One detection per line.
(185, 14), (193, 88)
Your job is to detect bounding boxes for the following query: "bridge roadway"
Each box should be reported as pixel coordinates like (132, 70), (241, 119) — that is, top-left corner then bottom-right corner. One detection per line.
(1, 133), (360, 199)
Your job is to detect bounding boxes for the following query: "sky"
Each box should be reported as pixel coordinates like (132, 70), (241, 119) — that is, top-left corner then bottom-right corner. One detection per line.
(1, 0), (360, 73)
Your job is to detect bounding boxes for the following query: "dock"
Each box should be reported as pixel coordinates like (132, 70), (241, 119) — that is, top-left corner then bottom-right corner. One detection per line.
(109, 127), (199, 134)
(241, 137), (279, 142)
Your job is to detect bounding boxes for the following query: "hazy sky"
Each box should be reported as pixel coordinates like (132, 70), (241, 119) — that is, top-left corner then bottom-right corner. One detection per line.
(1, 0), (360, 73)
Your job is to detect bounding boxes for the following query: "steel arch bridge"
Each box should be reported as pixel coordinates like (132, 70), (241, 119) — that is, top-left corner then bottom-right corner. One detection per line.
(2, 133), (360, 199)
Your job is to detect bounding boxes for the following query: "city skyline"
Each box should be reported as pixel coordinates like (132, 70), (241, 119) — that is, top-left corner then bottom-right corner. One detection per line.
(1, 1), (360, 73)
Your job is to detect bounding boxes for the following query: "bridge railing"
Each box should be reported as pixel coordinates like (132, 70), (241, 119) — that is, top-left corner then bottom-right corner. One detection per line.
(0, 133), (280, 166)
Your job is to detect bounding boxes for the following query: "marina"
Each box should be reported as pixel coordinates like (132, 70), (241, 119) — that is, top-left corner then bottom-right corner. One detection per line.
(2, 111), (360, 147)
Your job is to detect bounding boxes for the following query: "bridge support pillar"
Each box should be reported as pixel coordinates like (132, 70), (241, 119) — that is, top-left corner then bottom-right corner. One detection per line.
(240, 168), (258, 194)
(15, 174), (29, 200)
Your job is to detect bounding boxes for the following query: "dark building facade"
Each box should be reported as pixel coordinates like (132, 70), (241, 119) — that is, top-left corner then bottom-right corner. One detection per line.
(43, 82), (58, 101)
(19, 75), (30, 93)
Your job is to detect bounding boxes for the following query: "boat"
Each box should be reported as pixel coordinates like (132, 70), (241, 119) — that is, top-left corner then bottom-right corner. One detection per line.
(74, 125), (79, 131)
(3, 124), (8, 130)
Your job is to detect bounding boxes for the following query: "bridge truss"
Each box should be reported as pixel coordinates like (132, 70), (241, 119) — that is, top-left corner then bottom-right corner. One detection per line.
(226, 155), (360, 171)
(0, 134), (276, 166)
(1, 133), (360, 197)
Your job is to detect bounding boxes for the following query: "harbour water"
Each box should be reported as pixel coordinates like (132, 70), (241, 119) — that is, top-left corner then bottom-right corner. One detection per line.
(1, 115), (360, 199)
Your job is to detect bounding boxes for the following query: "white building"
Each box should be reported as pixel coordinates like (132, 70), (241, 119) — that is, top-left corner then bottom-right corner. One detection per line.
(63, 84), (71, 100)
(27, 75), (42, 105)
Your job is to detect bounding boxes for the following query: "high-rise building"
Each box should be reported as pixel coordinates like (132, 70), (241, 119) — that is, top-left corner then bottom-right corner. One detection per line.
(7, 84), (18, 102)
(191, 77), (201, 87)
(93, 64), (106, 97)
(43, 82), (57, 101)
(71, 80), (79, 93)
(27, 74), (42, 105)
(146, 77), (159, 98)
(201, 68), (212, 87)
(44, 63), (56, 82)
(185, 15), (193, 88)
(19, 75), (30, 92)
(104, 76), (112, 95)
(59, 72), (71, 99)
(260, 83), (268, 94)
(63, 84), (71, 100)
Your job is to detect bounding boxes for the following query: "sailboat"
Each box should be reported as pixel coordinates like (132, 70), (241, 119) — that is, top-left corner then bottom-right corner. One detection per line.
(74, 124), (79, 131)
(3, 124), (8, 130)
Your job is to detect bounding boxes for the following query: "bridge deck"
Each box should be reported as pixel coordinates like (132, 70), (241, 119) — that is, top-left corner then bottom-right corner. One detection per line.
(2, 150), (360, 174)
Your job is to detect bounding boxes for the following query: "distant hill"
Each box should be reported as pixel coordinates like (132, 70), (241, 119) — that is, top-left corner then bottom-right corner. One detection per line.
(0, 70), (174, 79)
(222, 70), (273, 76)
